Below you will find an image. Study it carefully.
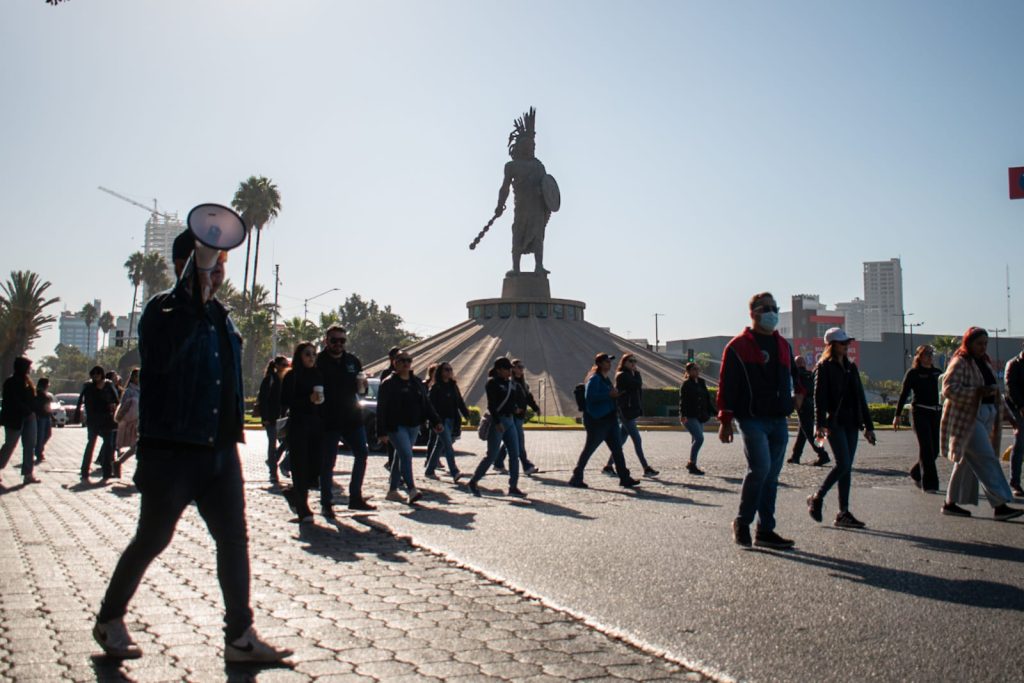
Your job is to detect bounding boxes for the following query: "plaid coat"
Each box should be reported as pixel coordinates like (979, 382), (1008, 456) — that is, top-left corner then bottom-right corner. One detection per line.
(940, 354), (1002, 463)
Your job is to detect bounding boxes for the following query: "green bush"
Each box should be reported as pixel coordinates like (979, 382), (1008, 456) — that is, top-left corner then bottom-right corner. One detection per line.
(869, 403), (896, 425)
(465, 406), (482, 426)
(640, 386), (717, 417)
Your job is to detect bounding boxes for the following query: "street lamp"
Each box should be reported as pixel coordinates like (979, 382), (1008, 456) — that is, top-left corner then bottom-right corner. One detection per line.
(304, 287), (340, 322)
(907, 321), (924, 364)
(894, 312), (914, 373)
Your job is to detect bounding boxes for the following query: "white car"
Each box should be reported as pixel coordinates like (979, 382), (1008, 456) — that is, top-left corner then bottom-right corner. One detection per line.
(50, 400), (68, 428)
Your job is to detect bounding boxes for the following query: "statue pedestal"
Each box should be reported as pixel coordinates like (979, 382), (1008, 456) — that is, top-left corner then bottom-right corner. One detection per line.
(502, 272), (551, 299)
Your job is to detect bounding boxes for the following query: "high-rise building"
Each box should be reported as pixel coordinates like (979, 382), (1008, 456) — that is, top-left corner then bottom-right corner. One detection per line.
(835, 297), (867, 340)
(863, 259), (903, 342)
(58, 300), (102, 356)
(143, 213), (184, 300)
(111, 314), (139, 349)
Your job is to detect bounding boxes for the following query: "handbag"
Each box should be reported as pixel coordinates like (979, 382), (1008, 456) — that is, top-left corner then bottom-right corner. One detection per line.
(477, 379), (514, 440)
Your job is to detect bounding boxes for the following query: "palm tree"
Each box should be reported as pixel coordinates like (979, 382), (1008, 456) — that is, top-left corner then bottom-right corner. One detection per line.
(124, 251), (146, 350)
(0, 270), (60, 374)
(231, 176), (281, 308)
(80, 302), (99, 358)
(931, 335), (960, 369)
(279, 316), (319, 353)
(141, 251), (172, 301)
(98, 311), (115, 349)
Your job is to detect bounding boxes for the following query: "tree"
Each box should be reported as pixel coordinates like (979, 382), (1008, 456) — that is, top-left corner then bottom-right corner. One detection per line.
(141, 251), (172, 300)
(931, 335), (959, 369)
(124, 251), (146, 350)
(231, 176), (281, 307)
(79, 302), (99, 358)
(98, 311), (115, 349)
(0, 271), (60, 374)
(331, 293), (420, 362)
(693, 351), (713, 373)
(866, 377), (902, 404)
(38, 344), (90, 393)
(278, 317), (320, 355)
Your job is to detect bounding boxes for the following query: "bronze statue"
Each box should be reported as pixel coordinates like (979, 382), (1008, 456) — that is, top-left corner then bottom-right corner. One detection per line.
(469, 107), (560, 275)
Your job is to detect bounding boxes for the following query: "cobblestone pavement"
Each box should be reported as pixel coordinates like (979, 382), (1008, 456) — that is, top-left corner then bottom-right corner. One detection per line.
(0, 428), (712, 682)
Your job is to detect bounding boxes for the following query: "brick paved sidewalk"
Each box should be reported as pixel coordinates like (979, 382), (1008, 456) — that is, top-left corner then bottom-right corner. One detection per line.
(0, 430), (712, 682)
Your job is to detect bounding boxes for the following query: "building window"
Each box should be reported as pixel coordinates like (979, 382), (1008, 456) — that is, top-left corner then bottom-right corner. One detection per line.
(499, 303), (512, 319)
(516, 302), (530, 318)
(553, 304), (564, 319)
(484, 304), (495, 319)
(535, 304), (548, 318)
(567, 305), (576, 321)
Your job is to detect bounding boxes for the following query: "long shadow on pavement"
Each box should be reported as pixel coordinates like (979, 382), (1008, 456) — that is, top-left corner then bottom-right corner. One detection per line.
(399, 506), (477, 530)
(858, 528), (1024, 563)
(295, 516), (412, 565)
(765, 548), (1024, 610)
(508, 498), (595, 520)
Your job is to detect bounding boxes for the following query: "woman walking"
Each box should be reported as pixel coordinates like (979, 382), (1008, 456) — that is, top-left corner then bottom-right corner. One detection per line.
(939, 327), (1023, 521)
(378, 351), (440, 504)
(425, 362), (470, 482)
(494, 359), (540, 475)
(468, 357), (526, 497)
(257, 356), (289, 484)
(0, 357), (39, 486)
(806, 328), (876, 529)
(280, 343), (325, 522)
(603, 354), (657, 477)
(893, 345), (943, 492)
(679, 362), (714, 475)
(569, 353), (640, 489)
(32, 377), (54, 464)
(114, 369), (141, 465)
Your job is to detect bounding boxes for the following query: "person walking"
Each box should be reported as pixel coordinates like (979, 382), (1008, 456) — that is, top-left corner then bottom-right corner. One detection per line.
(806, 328), (876, 529)
(469, 357), (530, 496)
(787, 355), (831, 466)
(1002, 342), (1024, 497)
(280, 343), (324, 523)
(75, 366), (119, 482)
(678, 362), (713, 475)
(113, 369), (140, 466)
(32, 377), (54, 464)
(0, 357), (39, 486)
(718, 292), (802, 549)
(425, 361), (470, 482)
(93, 243), (291, 663)
(494, 359), (541, 475)
(893, 345), (943, 492)
(317, 326), (376, 515)
(602, 354), (657, 477)
(939, 327), (1023, 521)
(569, 353), (641, 490)
(256, 356), (289, 485)
(377, 351), (440, 504)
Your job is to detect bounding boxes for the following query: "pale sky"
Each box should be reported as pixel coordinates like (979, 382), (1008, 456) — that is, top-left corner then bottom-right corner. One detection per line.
(3, 1), (1023, 363)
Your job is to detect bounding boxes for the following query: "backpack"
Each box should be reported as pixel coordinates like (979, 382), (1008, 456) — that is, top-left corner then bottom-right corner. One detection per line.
(573, 383), (587, 413)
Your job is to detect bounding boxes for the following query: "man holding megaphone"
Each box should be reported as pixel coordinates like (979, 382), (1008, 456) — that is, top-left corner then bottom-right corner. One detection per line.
(93, 205), (292, 664)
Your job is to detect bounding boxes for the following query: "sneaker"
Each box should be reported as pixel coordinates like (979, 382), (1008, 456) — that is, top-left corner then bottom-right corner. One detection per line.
(508, 486), (527, 497)
(568, 479), (588, 489)
(685, 463), (704, 476)
(23, 476), (41, 485)
(224, 626), (293, 664)
(643, 467), (660, 477)
(348, 498), (376, 511)
(909, 466), (921, 483)
(468, 480), (482, 497)
(754, 529), (796, 549)
(93, 618), (142, 659)
(834, 511), (866, 529)
(524, 465), (540, 476)
(993, 504), (1024, 522)
(385, 489), (404, 503)
(424, 471), (439, 480)
(36, 455), (45, 463)
(601, 465), (617, 477)
(812, 455), (831, 467)
(807, 494), (823, 523)
(787, 456), (801, 464)
(619, 478), (641, 488)
(408, 488), (423, 504)
(732, 519), (752, 548)
(452, 471), (464, 484)
(941, 502), (971, 517)
(1011, 483), (1024, 497)
(494, 464), (508, 474)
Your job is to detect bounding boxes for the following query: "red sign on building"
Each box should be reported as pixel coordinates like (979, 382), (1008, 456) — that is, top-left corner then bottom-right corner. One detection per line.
(791, 338), (860, 366)
(1010, 167), (1024, 200)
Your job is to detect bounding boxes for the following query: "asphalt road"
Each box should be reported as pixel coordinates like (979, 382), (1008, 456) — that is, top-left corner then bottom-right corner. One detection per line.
(347, 428), (1024, 683)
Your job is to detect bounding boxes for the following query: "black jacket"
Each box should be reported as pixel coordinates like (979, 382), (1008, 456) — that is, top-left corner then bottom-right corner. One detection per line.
(510, 376), (540, 417)
(256, 372), (283, 423)
(679, 377), (713, 422)
(1004, 353), (1024, 415)
(377, 374), (439, 432)
(895, 366), (942, 414)
(429, 381), (470, 421)
(0, 376), (35, 428)
(486, 376), (517, 417)
(814, 358), (873, 431)
(316, 350), (364, 430)
(717, 328), (801, 422)
(76, 380), (119, 430)
(615, 370), (643, 420)
(281, 366), (324, 420)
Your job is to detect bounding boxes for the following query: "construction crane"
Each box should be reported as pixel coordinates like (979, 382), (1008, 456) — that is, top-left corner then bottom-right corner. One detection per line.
(97, 186), (174, 220)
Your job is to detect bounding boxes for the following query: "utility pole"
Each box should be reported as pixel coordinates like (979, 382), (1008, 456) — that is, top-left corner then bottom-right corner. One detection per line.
(272, 264), (281, 357)
(907, 321), (924, 362)
(653, 313), (665, 353)
(895, 311), (914, 373)
(304, 287), (340, 323)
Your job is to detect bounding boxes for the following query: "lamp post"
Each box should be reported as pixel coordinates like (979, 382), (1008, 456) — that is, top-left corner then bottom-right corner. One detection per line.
(304, 287), (340, 323)
(894, 311), (914, 373)
(907, 321), (924, 365)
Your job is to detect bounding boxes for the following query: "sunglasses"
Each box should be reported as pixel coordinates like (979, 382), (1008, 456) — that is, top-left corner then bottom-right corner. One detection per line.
(396, 358), (412, 364)
(328, 337), (347, 344)
(757, 305), (780, 313)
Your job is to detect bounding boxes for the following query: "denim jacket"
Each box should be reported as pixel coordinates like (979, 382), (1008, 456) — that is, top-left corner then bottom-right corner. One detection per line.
(137, 280), (244, 449)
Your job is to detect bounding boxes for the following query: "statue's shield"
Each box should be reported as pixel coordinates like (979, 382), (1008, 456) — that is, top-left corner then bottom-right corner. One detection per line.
(542, 174), (561, 212)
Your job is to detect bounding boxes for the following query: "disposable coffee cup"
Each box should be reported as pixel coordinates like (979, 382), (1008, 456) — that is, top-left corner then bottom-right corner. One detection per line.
(356, 372), (367, 394)
(313, 385), (325, 404)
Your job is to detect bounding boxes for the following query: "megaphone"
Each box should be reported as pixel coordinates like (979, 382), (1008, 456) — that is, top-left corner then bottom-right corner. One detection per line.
(187, 203), (248, 271)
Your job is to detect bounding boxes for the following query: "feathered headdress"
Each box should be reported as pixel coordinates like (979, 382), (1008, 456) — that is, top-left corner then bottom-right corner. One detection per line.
(507, 107), (536, 157)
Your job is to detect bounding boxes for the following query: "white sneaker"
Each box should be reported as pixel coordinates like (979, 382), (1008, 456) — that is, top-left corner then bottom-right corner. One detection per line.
(224, 626), (293, 663)
(93, 618), (142, 659)
(385, 489), (404, 502)
(408, 488), (423, 504)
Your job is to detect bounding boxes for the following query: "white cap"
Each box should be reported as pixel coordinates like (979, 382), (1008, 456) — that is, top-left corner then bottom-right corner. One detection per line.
(823, 327), (854, 344)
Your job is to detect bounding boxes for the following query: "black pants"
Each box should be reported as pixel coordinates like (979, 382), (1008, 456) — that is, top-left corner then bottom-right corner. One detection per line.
(287, 415), (323, 511)
(82, 424), (114, 478)
(571, 413), (632, 484)
(97, 445), (253, 640)
(791, 407), (828, 460)
(909, 407), (940, 491)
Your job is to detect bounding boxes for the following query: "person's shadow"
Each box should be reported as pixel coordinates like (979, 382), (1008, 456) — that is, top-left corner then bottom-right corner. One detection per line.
(858, 528), (1024, 563)
(399, 506), (477, 530)
(296, 516), (411, 565)
(766, 548), (1024, 610)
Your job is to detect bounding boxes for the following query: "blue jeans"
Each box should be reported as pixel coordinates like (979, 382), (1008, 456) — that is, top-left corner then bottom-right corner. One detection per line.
(818, 426), (859, 512)
(683, 418), (705, 465)
(472, 415), (520, 488)
(425, 418), (460, 475)
(0, 416), (37, 478)
(495, 417), (532, 469)
(388, 425), (421, 491)
(35, 416), (52, 461)
(606, 418), (651, 470)
(735, 416), (789, 532)
(323, 424), (370, 505)
(572, 413), (631, 484)
(97, 445), (253, 640)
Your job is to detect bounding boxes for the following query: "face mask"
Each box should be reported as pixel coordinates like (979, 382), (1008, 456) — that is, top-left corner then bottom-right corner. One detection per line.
(758, 311), (779, 331)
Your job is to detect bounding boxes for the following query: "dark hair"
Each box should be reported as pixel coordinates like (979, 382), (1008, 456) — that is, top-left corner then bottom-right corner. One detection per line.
(290, 342), (316, 371)
(36, 377), (49, 391)
(90, 365), (105, 377)
(325, 325), (347, 338)
(13, 357), (34, 394)
(684, 362), (697, 372)
(434, 361), (456, 387)
(388, 346), (400, 358)
(616, 353), (635, 373)
(425, 363), (439, 387)
(748, 292), (774, 311)
(128, 368), (140, 384)
(911, 345), (934, 369)
(264, 360), (277, 377)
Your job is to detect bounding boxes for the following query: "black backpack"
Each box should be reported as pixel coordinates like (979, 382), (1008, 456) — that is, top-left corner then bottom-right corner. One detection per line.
(573, 383), (587, 413)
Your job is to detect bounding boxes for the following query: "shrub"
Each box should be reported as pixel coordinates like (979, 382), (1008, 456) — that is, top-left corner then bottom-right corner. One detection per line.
(869, 403), (897, 425)
(465, 406), (482, 426)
